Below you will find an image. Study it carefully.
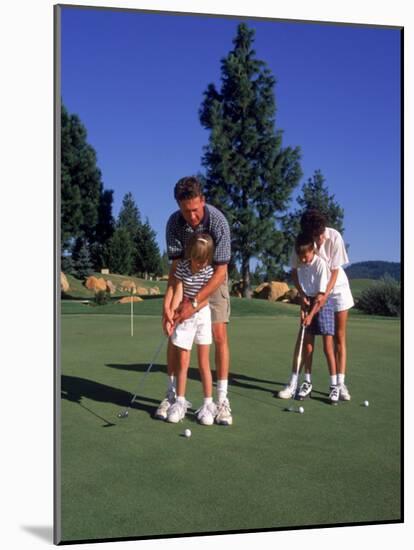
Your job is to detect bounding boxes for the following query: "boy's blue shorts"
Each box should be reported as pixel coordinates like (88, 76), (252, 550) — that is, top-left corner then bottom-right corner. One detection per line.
(307, 296), (335, 336)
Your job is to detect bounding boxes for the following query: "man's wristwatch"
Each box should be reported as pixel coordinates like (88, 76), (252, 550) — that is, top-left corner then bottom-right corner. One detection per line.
(191, 297), (198, 309)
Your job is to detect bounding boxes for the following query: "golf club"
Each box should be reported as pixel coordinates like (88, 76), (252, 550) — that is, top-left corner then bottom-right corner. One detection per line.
(117, 334), (168, 419)
(292, 321), (307, 400)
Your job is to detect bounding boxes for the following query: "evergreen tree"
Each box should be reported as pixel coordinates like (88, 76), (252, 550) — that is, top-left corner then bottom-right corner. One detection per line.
(199, 23), (302, 297)
(107, 228), (135, 275)
(137, 219), (163, 278)
(117, 192), (142, 273)
(72, 238), (94, 280)
(61, 104), (114, 272)
(282, 169), (346, 264)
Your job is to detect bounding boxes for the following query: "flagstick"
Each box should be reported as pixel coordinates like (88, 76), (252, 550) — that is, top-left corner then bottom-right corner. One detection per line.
(130, 290), (134, 337)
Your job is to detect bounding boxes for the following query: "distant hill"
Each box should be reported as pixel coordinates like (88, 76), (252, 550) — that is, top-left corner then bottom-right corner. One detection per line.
(345, 261), (400, 280)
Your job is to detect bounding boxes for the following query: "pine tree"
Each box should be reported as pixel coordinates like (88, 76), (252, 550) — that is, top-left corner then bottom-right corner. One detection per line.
(61, 104), (114, 271)
(282, 169), (346, 264)
(107, 228), (135, 275)
(199, 23), (302, 297)
(137, 219), (163, 278)
(72, 238), (94, 280)
(160, 251), (170, 276)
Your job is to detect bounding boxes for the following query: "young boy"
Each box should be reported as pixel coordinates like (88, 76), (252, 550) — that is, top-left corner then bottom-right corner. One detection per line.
(163, 233), (218, 425)
(278, 233), (339, 404)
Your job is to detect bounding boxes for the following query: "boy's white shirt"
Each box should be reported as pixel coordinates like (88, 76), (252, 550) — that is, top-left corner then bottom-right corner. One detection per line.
(290, 227), (350, 288)
(297, 254), (330, 297)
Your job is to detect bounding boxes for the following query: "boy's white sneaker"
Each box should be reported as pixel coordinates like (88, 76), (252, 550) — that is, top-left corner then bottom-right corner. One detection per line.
(154, 389), (176, 420)
(278, 381), (297, 399)
(339, 383), (351, 401)
(215, 398), (233, 425)
(297, 381), (312, 400)
(166, 399), (192, 423)
(329, 385), (340, 404)
(195, 402), (218, 426)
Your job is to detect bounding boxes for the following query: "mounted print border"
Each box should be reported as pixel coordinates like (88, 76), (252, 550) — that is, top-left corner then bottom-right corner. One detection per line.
(54, 3), (403, 545)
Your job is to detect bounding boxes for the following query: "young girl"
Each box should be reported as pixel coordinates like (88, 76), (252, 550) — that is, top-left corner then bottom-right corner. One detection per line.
(164, 233), (217, 425)
(278, 233), (339, 404)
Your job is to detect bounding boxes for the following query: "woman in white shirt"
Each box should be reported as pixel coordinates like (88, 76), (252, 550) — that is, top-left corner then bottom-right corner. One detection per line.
(291, 209), (354, 401)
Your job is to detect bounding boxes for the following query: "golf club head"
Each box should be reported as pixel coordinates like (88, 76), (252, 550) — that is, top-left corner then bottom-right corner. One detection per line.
(118, 410), (129, 418)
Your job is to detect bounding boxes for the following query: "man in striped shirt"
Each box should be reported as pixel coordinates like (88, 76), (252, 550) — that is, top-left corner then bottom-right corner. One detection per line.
(155, 176), (233, 425)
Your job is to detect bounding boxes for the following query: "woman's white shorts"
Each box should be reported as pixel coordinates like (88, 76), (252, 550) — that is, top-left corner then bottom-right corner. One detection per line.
(171, 305), (212, 351)
(331, 284), (355, 313)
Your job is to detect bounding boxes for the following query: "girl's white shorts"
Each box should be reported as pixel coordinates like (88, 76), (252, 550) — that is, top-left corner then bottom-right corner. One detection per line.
(171, 305), (212, 351)
(331, 284), (355, 313)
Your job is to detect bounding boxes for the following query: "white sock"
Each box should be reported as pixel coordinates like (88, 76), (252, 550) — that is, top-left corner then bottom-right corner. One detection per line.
(177, 395), (186, 403)
(168, 375), (176, 392)
(304, 372), (312, 383)
(204, 397), (213, 405)
(217, 379), (228, 402)
(330, 375), (338, 386)
(290, 373), (298, 386)
(338, 373), (345, 386)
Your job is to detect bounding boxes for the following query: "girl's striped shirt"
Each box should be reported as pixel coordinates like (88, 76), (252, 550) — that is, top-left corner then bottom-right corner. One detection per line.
(174, 259), (214, 299)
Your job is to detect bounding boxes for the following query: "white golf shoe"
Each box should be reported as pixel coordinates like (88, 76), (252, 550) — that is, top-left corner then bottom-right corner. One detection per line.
(278, 381), (297, 399)
(215, 398), (233, 425)
(339, 383), (351, 401)
(154, 389), (176, 420)
(195, 402), (218, 426)
(166, 399), (192, 423)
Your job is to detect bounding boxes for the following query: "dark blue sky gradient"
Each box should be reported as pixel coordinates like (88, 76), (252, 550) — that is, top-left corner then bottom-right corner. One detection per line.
(61, 7), (401, 264)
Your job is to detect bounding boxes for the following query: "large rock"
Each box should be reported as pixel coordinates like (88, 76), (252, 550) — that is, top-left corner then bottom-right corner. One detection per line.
(283, 288), (301, 304)
(95, 278), (107, 292)
(106, 280), (116, 295)
(136, 287), (149, 296)
(121, 280), (137, 294)
(85, 276), (98, 290)
(253, 281), (290, 302)
(119, 296), (143, 304)
(61, 272), (70, 293)
(149, 286), (160, 296)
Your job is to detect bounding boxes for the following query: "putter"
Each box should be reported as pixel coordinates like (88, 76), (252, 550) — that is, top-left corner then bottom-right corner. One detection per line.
(117, 334), (168, 419)
(292, 321), (307, 399)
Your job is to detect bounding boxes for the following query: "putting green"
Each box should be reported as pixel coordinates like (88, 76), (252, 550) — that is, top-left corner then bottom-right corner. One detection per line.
(59, 304), (401, 542)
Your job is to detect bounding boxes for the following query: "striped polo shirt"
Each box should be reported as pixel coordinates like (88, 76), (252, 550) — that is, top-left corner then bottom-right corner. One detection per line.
(174, 260), (214, 299)
(166, 204), (231, 266)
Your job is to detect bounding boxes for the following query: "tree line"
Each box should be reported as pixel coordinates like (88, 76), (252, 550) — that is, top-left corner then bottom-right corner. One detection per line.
(61, 104), (163, 279)
(61, 23), (345, 294)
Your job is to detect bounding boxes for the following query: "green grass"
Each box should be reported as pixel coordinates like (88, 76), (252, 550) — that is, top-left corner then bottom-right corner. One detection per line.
(59, 298), (401, 542)
(349, 278), (376, 299)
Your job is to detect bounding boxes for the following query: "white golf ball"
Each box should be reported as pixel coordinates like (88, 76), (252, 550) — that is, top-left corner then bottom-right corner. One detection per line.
(184, 428), (192, 438)
(298, 406), (304, 414)
(363, 400), (369, 407)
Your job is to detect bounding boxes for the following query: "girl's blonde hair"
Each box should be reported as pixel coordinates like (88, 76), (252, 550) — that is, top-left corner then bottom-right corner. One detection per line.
(185, 233), (214, 265)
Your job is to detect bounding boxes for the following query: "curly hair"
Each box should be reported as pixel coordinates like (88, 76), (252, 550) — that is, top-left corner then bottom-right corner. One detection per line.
(300, 209), (327, 238)
(174, 176), (203, 202)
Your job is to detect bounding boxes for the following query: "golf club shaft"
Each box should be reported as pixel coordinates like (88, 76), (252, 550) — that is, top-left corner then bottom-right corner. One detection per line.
(119, 334), (167, 416)
(295, 324), (306, 378)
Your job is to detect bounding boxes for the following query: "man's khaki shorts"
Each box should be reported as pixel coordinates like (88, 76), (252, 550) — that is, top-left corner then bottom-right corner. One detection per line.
(209, 279), (231, 324)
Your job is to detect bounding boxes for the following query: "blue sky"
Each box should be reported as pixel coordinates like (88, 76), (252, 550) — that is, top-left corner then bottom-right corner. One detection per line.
(60, 6), (401, 265)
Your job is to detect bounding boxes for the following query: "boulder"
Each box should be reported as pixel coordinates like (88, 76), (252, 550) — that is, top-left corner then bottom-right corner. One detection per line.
(136, 287), (149, 296)
(95, 278), (107, 292)
(253, 281), (290, 302)
(118, 296), (143, 304)
(121, 280), (137, 294)
(106, 280), (116, 295)
(149, 286), (160, 296)
(61, 272), (70, 293)
(283, 288), (301, 304)
(85, 276), (99, 291)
